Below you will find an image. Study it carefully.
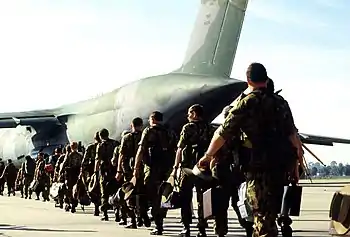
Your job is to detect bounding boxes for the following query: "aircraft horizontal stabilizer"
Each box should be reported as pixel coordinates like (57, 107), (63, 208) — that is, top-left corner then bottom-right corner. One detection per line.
(299, 133), (350, 146)
(210, 123), (350, 146)
(0, 114), (62, 128)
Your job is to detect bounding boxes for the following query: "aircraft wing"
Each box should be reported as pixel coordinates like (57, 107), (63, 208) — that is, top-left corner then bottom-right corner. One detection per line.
(210, 123), (350, 146)
(0, 110), (63, 128)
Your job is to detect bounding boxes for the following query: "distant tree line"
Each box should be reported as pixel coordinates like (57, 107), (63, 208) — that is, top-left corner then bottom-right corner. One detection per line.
(307, 161), (350, 178)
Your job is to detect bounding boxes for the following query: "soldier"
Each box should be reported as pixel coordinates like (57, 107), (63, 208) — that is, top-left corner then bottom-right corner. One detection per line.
(116, 117), (151, 229)
(0, 159), (17, 196)
(60, 142), (83, 213)
(54, 145), (71, 208)
(94, 128), (118, 221)
(267, 78), (302, 237)
(22, 155), (36, 199)
(112, 130), (129, 225)
(170, 104), (211, 237)
(33, 153), (47, 200)
(133, 111), (176, 235)
(0, 159), (4, 195)
(48, 147), (62, 175)
(15, 168), (24, 198)
(81, 132), (101, 216)
(198, 63), (302, 237)
(211, 105), (251, 237)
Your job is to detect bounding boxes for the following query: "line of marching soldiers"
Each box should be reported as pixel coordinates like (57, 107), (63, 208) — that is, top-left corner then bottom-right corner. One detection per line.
(1, 64), (304, 237)
(7, 104), (297, 237)
(7, 105), (259, 237)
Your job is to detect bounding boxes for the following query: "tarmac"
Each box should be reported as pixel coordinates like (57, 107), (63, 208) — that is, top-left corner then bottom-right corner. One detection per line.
(0, 184), (341, 237)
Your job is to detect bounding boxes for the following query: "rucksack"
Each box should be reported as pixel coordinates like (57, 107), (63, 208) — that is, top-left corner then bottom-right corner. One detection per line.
(182, 121), (211, 168)
(146, 126), (172, 169)
(246, 90), (297, 171)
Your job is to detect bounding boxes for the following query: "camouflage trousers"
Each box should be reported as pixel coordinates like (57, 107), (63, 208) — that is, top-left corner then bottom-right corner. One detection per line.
(23, 174), (34, 198)
(246, 171), (285, 237)
(143, 165), (170, 228)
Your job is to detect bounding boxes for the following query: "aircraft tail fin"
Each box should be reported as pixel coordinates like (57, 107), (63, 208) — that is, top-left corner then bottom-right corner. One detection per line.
(175, 0), (249, 77)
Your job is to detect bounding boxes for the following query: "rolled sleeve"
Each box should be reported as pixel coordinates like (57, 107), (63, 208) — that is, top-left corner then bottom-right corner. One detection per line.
(217, 98), (250, 141)
(138, 127), (150, 149)
(177, 124), (192, 149)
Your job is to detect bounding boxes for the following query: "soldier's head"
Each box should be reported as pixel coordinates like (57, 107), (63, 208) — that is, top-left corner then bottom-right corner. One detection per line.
(94, 131), (101, 143)
(266, 78), (275, 94)
(246, 63), (268, 88)
(99, 128), (109, 140)
(7, 159), (12, 164)
(187, 104), (204, 122)
(149, 111), (163, 126)
(131, 117), (143, 131)
(37, 152), (44, 160)
(222, 105), (233, 119)
(25, 155), (31, 161)
(55, 147), (62, 155)
(70, 141), (78, 151)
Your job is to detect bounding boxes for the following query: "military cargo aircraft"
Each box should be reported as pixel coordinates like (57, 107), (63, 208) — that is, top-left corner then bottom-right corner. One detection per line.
(0, 0), (349, 168)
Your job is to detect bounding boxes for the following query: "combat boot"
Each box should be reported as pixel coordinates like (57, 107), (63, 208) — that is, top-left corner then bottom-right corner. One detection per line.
(178, 226), (190, 237)
(197, 227), (207, 237)
(150, 219), (163, 235)
(101, 211), (108, 221)
(281, 225), (293, 237)
(118, 218), (127, 225)
(94, 206), (100, 216)
(125, 218), (137, 229)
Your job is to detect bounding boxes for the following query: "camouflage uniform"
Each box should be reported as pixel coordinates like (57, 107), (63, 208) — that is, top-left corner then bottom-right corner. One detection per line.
(34, 158), (48, 200)
(0, 161), (5, 195)
(139, 124), (176, 233)
(211, 127), (247, 236)
(96, 138), (118, 217)
(119, 131), (150, 228)
(177, 120), (211, 235)
(82, 142), (101, 214)
(22, 157), (35, 199)
(217, 88), (297, 237)
(53, 153), (67, 208)
(1, 162), (17, 196)
(15, 169), (24, 198)
(60, 150), (83, 211)
(54, 154), (66, 182)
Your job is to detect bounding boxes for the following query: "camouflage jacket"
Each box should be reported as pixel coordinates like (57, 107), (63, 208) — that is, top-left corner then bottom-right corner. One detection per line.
(178, 120), (211, 167)
(217, 88), (296, 170)
(82, 143), (98, 168)
(138, 124), (177, 167)
(96, 139), (118, 165)
(62, 151), (83, 171)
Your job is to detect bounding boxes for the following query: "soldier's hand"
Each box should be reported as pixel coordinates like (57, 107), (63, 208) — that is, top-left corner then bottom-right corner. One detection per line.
(115, 172), (123, 181)
(198, 154), (212, 168)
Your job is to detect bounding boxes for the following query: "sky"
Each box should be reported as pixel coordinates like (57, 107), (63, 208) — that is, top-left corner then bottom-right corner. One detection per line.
(0, 0), (349, 164)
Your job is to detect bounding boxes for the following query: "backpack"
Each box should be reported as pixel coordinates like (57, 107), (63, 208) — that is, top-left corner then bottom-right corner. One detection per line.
(146, 126), (172, 169)
(182, 121), (211, 168)
(246, 90), (297, 171)
(99, 139), (117, 172)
